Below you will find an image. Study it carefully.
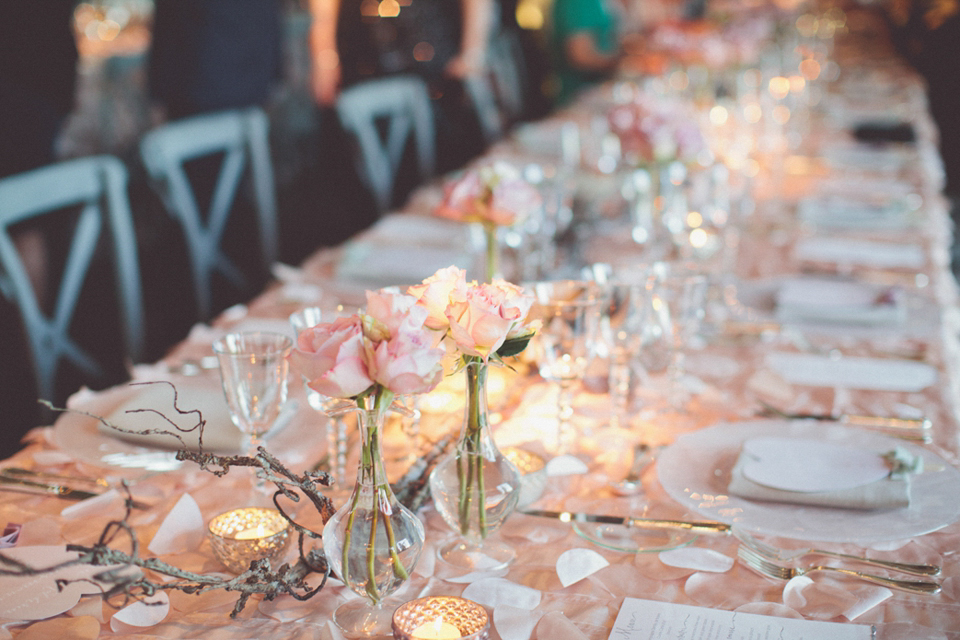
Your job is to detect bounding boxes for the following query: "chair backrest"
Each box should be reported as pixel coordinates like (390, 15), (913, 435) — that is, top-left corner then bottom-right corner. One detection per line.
(139, 107), (278, 320)
(488, 31), (526, 124)
(335, 75), (436, 213)
(0, 155), (144, 403)
(463, 32), (527, 145)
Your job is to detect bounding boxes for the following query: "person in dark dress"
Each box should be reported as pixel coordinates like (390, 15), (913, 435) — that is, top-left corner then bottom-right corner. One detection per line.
(0, 0), (78, 178)
(147, 0), (285, 120)
(308, 0), (495, 172)
(0, 1), (80, 457)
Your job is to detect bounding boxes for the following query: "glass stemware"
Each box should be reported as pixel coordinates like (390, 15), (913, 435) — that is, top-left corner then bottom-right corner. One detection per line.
(650, 262), (709, 409)
(526, 280), (606, 453)
(289, 306), (352, 488)
(586, 263), (655, 430)
(212, 331), (293, 458)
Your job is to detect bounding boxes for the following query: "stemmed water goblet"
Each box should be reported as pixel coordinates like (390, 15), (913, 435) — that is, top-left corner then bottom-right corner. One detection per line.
(649, 262), (709, 410)
(212, 331), (293, 481)
(288, 306), (353, 490)
(585, 263), (655, 431)
(525, 280), (606, 453)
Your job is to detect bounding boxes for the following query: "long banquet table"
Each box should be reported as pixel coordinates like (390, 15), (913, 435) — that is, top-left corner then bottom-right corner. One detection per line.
(2, 6), (959, 640)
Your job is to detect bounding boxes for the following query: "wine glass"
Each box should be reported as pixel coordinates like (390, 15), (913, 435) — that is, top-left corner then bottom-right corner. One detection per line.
(288, 306), (352, 489)
(212, 331), (293, 456)
(585, 263), (655, 430)
(525, 280), (606, 453)
(649, 262), (709, 409)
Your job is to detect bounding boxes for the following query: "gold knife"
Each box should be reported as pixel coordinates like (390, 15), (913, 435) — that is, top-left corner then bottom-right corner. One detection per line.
(0, 477), (149, 508)
(521, 509), (732, 535)
(0, 476), (100, 500)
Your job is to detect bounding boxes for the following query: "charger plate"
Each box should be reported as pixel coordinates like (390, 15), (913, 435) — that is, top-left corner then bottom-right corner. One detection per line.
(656, 419), (960, 543)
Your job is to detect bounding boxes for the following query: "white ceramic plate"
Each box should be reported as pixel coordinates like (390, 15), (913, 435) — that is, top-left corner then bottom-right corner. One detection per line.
(51, 376), (322, 473)
(656, 420), (960, 542)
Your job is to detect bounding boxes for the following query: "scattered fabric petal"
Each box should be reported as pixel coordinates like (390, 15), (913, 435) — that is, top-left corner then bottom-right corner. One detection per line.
(659, 547), (734, 573)
(461, 577), (541, 610)
(495, 604), (544, 640)
(110, 592), (170, 631)
(556, 548), (610, 587)
(147, 494), (204, 555)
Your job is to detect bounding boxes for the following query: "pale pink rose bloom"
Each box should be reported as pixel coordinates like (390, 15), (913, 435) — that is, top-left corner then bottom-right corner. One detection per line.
(446, 283), (523, 359)
(435, 162), (540, 228)
(408, 266), (468, 331)
(365, 289), (427, 338)
(371, 326), (445, 395)
(490, 278), (536, 338)
(290, 317), (375, 399)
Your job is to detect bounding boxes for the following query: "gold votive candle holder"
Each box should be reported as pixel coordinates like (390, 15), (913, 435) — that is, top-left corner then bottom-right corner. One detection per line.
(503, 446), (547, 508)
(392, 596), (489, 639)
(207, 507), (291, 573)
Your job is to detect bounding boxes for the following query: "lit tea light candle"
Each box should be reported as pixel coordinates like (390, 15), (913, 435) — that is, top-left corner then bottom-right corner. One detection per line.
(234, 523), (280, 540)
(207, 507), (291, 573)
(392, 596), (489, 640)
(411, 618), (461, 639)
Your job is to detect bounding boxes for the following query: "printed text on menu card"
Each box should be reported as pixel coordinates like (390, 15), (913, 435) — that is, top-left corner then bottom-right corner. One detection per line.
(609, 598), (872, 639)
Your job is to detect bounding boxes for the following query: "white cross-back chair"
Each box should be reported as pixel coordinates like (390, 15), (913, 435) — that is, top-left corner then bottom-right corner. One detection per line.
(463, 31), (527, 145)
(0, 156), (144, 404)
(335, 75), (435, 214)
(139, 107), (278, 320)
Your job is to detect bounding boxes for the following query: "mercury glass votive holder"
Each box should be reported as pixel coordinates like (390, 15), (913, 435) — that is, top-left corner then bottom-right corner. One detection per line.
(503, 446), (547, 508)
(207, 507), (291, 573)
(392, 596), (490, 639)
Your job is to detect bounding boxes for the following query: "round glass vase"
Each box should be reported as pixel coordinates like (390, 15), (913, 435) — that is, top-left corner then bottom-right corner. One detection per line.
(322, 403), (425, 637)
(429, 359), (522, 570)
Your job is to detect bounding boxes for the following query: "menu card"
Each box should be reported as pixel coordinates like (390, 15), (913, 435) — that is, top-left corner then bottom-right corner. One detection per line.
(609, 598), (872, 640)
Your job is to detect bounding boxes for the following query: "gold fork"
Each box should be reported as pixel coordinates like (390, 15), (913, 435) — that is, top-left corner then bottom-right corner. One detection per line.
(733, 528), (940, 576)
(737, 545), (941, 595)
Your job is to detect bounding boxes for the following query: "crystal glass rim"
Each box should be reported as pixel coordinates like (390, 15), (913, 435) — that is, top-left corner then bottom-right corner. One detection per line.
(523, 279), (607, 308)
(212, 331), (293, 357)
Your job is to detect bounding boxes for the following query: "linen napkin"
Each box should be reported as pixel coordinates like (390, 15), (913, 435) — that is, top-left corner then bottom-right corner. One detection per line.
(726, 437), (917, 510)
(775, 278), (904, 326)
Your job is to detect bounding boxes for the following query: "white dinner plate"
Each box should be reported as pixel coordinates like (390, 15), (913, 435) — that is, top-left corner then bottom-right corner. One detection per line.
(51, 376), (324, 474)
(656, 420), (960, 542)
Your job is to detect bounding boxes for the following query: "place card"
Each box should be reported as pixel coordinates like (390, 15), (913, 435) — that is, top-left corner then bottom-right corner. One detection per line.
(609, 598), (872, 639)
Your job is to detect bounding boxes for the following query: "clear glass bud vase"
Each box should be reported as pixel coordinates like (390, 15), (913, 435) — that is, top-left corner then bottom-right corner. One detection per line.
(429, 359), (521, 570)
(322, 403), (425, 637)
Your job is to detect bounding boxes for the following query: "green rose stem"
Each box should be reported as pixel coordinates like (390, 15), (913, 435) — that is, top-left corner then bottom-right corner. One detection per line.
(339, 389), (409, 605)
(457, 358), (488, 538)
(484, 224), (497, 284)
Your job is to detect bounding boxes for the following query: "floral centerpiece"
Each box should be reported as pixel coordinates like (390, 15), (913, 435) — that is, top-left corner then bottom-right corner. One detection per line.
(408, 266), (539, 569)
(607, 94), (707, 168)
(435, 160), (542, 282)
(288, 289), (445, 635)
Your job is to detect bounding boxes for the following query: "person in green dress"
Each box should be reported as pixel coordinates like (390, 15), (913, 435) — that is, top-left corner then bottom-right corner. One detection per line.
(550, 0), (623, 104)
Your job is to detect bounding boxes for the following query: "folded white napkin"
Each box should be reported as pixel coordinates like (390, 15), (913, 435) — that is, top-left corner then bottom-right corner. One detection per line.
(727, 439), (912, 510)
(335, 241), (474, 287)
(775, 278), (903, 326)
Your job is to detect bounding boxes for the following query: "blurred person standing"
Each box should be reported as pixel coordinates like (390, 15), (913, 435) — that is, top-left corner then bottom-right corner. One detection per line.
(550, 0), (624, 105)
(0, 0), (78, 454)
(307, 0), (496, 171)
(148, 0), (285, 120)
(0, 0), (78, 179)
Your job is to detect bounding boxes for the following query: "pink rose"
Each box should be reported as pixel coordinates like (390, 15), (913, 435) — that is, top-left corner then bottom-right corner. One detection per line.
(407, 266), (468, 331)
(434, 162), (541, 228)
(371, 325), (445, 395)
(365, 289), (425, 337)
(290, 316), (375, 398)
(446, 281), (532, 360)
